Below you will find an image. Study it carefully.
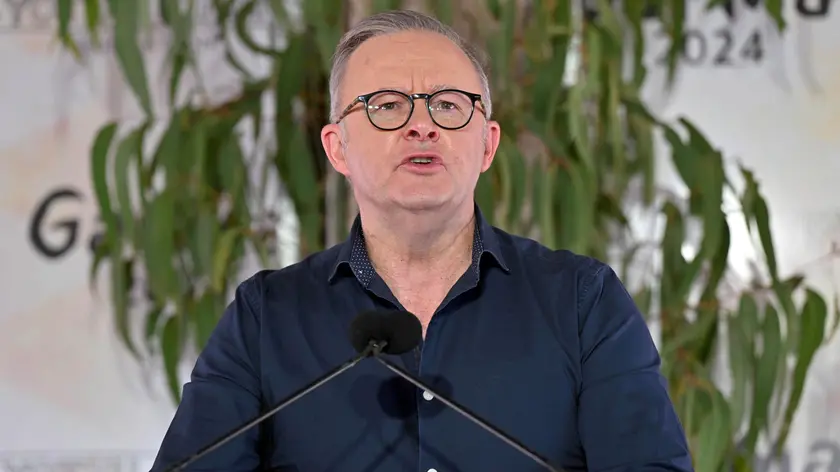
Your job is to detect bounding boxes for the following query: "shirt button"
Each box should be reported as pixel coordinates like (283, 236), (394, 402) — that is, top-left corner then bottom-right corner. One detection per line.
(422, 390), (434, 401)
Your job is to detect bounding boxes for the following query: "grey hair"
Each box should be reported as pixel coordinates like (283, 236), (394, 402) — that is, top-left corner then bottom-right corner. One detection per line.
(328, 9), (493, 124)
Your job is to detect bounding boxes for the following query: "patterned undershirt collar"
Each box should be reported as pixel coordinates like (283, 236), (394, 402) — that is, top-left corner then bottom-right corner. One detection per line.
(348, 219), (484, 288)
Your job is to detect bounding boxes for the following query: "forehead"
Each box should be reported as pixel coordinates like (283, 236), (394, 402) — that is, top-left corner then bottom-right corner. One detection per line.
(343, 30), (482, 96)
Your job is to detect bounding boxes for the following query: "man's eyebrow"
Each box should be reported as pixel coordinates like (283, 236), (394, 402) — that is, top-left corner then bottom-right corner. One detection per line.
(374, 84), (459, 93)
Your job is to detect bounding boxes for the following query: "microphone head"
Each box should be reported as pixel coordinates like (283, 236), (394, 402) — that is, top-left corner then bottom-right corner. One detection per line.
(349, 310), (422, 355)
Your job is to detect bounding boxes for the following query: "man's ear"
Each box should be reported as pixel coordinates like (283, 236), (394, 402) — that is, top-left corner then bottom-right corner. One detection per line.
(481, 120), (502, 172)
(321, 123), (349, 177)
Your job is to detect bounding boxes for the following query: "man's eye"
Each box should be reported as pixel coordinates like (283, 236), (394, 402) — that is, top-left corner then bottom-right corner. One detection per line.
(433, 101), (458, 111)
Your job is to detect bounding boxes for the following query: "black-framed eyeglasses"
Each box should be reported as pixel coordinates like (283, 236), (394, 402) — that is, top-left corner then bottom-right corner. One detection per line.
(334, 89), (485, 131)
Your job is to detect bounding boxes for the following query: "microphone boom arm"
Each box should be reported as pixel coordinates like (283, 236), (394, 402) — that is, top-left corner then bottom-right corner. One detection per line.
(164, 341), (382, 471)
(370, 343), (562, 472)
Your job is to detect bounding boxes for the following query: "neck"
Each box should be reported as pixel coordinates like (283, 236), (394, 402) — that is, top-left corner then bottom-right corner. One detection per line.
(358, 203), (476, 282)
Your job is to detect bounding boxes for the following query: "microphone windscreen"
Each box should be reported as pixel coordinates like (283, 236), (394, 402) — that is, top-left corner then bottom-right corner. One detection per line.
(349, 310), (422, 355)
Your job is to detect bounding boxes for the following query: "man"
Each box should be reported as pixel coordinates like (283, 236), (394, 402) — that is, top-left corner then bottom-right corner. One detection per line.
(151, 9), (693, 472)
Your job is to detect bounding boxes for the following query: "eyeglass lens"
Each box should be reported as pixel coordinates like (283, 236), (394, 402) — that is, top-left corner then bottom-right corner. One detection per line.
(366, 91), (474, 129)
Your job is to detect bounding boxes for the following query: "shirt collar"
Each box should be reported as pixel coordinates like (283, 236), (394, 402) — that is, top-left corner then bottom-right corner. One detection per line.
(328, 204), (510, 286)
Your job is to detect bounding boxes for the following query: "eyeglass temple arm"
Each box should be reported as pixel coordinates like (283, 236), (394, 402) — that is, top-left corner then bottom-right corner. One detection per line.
(335, 97), (362, 124)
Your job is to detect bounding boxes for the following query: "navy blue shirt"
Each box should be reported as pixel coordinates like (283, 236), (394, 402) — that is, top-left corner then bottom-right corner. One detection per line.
(151, 206), (692, 472)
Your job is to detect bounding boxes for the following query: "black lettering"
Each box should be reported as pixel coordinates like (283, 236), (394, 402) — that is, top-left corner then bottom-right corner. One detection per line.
(713, 29), (735, 65)
(88, 215), (106, 253)
(740, 29), (764, 62)
(28, 187), (83, 259)
(720, 0), (762, 20)
(654, 28), (708, 67)
(797, 0), (831, 17)
(683, 29), (707, 66)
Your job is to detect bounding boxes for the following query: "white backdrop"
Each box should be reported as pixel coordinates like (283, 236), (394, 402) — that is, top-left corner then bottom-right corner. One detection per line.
(0, 0), (838, 471)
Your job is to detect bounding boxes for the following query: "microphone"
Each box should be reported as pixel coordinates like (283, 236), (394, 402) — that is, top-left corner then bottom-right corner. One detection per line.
(163, 309), (421, 472)
(357, 311), (564, 472)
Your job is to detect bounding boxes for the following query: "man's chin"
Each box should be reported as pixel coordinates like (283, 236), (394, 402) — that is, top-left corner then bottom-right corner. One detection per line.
(388, 194), (451, 213)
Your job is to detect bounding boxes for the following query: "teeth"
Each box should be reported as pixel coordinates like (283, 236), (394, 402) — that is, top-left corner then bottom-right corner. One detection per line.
(410, 157), (433, 164)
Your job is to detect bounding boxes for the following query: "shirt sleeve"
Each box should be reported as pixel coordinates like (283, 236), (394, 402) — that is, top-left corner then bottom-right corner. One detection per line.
(576, 262), (694, 472)
(150, 276), (265, 471)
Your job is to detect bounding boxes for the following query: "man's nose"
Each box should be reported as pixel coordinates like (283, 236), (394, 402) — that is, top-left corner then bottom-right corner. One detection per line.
(402, 107), (440, 142)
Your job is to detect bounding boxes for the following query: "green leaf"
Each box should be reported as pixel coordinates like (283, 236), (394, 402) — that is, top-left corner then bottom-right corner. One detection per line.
(664, 0), (686, 88)
(605, 57), (624, 187)
(492, 138), (512, 229)
(84, 0), (101, 46)
(774, 289), (828, 452)
(661, 310), (717, 361)
(192, 291), (223, 352)
(504, 144), (527, 232)
(112, 125), (147, 248)
(113, 1), (153, 116)
(475, 168), (497, 225)
(628, 113), (655, 204)
(695, 389), (732, 472)
(142, 190), (178, 304)
(273, 35), (306, 157)
(192, 208), (219, 275)
(594, 0), (623, 47)
(583, 26), (602, 96)
(143, 304), (164, 355)
(659, 202), (687, 311)
(560, 161), (592, 254)
(728, 300), (754, 432)
(281, 125), (322, 254)
(161, 315), (183, 403)
(488, 0), (517, 92)
(662, 123), (699, 191)
(531, 45), (568, 124)
(634, 287), (653, 320)
(753, 193), (778, 282)
(164, 0), (193, 105)
(56, 0), (80, 58)
(567, 84), (592, 167)
(538, 164), (557, 249)
(89, 236), (108, 291)
(111, 257), (139, 359)
(737, 293), (759, 351)
(235, 0), (284, 57)
(266, 0), (291, 26)
(310, 6), (345, 75)
(774, 277), (799, 354)
(623, 0), (649, 87)
(738, 164), (758, 231)
(90, 123), (119, 237)
(705, 0), (729, 10)
(698, 154), (725, 258)
(744, 303), (782, 451)
(218, 132), (251, 222)
(428, 0), (454, 24)
(765, 0), (786, 31)
(212, 229), (241, 292)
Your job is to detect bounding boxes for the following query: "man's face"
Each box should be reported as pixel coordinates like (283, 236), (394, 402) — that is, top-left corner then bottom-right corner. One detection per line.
(321, 30), (501, 214)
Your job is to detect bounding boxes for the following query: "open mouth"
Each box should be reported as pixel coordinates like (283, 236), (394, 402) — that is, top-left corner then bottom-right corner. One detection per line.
(409, 157), (435, 164)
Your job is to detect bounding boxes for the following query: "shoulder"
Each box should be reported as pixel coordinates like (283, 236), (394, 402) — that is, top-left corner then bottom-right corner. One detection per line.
(486, 225), (634, 330)
(489, 225), (615, 289)
(232, 244), (345, 306)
